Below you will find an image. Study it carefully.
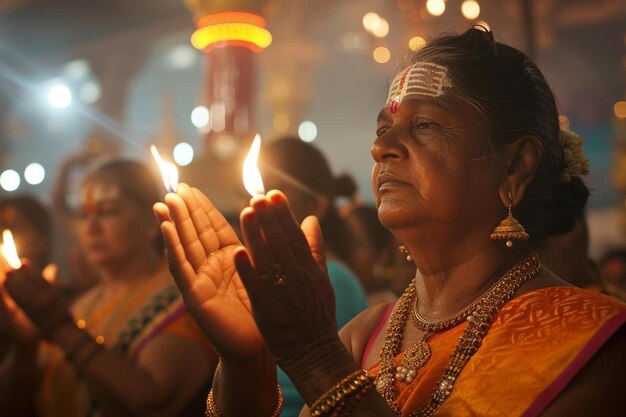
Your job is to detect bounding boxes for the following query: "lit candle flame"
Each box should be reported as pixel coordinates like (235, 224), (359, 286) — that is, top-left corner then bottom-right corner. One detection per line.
(150, 145), (179, 193)
(243, 134), (265, 196)
(1, 230), (22, 270)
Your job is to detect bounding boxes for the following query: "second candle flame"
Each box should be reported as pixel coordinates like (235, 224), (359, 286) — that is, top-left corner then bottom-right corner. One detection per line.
(150, 145), (179, 193)
(1, 230), (22, 270)
(243, 134), (265, 197)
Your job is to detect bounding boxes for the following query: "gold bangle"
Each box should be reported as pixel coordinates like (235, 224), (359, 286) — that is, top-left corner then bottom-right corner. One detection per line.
(205, 387), (219, 417)
(310, 369), (374, 417)
(269, 385), (284, 417)
(206, 385), (284, 417)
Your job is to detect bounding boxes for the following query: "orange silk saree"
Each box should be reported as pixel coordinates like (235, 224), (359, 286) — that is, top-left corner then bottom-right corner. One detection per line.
(367, 287), (626, 416)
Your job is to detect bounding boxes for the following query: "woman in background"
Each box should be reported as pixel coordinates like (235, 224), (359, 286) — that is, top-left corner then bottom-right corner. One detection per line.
(1, 160), (217, 417)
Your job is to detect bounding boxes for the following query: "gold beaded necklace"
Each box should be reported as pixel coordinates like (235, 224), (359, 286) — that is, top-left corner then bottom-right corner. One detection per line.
(375, 254), (541, 416)
(395, 270), (510, 384)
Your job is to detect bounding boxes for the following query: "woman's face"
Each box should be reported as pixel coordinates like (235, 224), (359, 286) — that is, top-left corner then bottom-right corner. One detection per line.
(371, 95), (505, 242)
(76, 180), (156, 268)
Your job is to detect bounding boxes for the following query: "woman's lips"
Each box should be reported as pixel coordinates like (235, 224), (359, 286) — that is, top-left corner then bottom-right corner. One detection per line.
(377, 172), (412, 191)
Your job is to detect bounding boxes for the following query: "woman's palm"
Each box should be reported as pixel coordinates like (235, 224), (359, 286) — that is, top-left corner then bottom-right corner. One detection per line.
(155, 185), (264, 357)
(190, 247), (263, 355)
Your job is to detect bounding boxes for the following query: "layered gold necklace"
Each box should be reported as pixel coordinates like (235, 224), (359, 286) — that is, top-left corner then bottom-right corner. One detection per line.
(376, 254), (541, 416)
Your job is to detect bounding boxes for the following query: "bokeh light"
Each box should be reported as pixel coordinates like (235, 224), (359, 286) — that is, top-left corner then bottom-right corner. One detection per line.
(169, 45), (197, 69)
(461, 0), (481, 20)
(426, 0), (445, 16)
(362, 12), (381, 32)
(64, 59), (90, 80)
(48, 84), (72, 108)
(373, 47), (390, 64)
(0, 170), (20, 192)
(79, 81), (101, 104)
(298, 121), (318, 142)
(173, 142), (194, 166)
(24, 163), (45, 185)
(191, 106), (210, 128)
(409, 36), (427, 51)
(372, 18), (389, 38)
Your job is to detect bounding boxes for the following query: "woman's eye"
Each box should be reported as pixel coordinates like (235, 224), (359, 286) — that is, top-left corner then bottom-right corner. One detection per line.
(98, 207), (120, 217)
(76, 208), (118, 219)
(414, 121), (435, 130)
(376, 126), (389, 137)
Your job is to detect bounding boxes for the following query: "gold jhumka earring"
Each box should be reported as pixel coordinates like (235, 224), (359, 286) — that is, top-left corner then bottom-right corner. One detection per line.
(489, 192), (529, 247)
(398, 246), (412, 261)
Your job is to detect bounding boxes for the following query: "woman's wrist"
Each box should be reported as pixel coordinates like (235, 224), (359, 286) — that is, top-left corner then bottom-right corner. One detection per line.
(50, 323), (103, 375)
(213, 349), (278, 417)
(280, 336), (360, 406)
(218, 339), (275, 370)
(48, 321), (84, 349)
(207, 385), (284, 417)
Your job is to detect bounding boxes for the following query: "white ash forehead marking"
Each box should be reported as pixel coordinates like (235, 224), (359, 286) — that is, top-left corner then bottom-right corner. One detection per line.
(386, 62), (453, 104)
(80, 182), (121, 206)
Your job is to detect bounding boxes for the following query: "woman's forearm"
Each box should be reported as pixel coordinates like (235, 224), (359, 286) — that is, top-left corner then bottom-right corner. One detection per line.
(212, 348), (279, 417)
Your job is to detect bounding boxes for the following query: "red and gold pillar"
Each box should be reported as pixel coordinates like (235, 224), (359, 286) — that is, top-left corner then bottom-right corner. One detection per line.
(185, 3), (272, 155)
(181, 1), (272, 211)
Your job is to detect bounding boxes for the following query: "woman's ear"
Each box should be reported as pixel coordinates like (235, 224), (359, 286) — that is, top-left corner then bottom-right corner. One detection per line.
(498, 135), (544, 206)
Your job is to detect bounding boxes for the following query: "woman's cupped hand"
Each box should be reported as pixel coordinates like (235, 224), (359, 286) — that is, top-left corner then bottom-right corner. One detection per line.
(1, 262), (69, 346)
(154, 184), (263, 360)
(154, 184), (339, 372)
(234, 190), (339, 374)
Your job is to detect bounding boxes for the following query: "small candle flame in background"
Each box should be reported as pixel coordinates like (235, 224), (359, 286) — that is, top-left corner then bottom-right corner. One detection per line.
(243, 134), (265, 196)
(1, 230), (22, 270)
(150, 145), (179, 193)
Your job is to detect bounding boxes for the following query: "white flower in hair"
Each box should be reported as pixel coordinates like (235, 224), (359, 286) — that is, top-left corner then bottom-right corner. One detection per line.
(559, 129), (590, 182)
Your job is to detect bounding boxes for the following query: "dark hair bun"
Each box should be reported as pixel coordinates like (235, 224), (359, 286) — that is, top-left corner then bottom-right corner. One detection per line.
(544, 176), (590, 236)
(334, 173), (357, 198)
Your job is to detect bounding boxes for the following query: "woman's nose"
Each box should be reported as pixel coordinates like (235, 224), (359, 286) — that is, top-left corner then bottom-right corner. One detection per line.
(371, 131), (406, 163)
(82, 214), (101, 234)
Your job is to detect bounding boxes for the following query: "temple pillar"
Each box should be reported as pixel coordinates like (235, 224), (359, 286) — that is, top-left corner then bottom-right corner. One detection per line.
(181, 0), (272, 212)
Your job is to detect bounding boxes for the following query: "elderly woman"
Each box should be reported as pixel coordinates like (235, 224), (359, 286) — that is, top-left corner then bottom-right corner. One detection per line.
(0, 160), (217, 417)
(157, 28), (626, 416)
